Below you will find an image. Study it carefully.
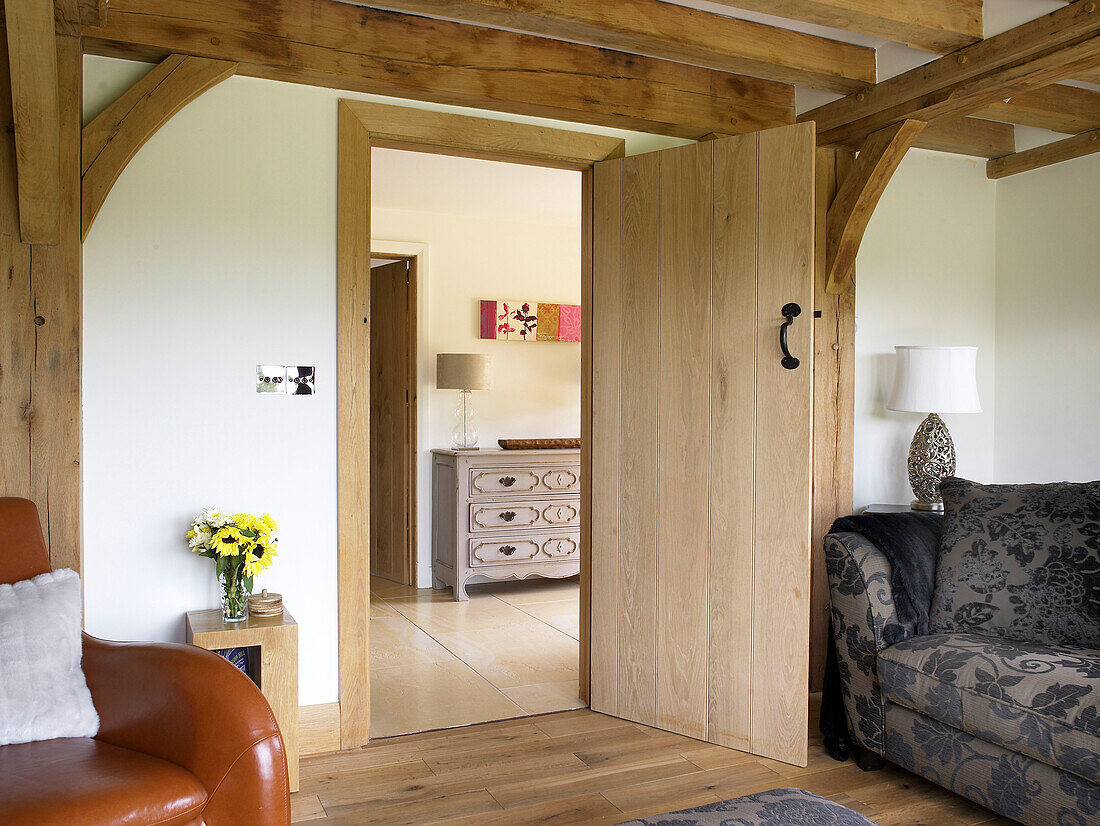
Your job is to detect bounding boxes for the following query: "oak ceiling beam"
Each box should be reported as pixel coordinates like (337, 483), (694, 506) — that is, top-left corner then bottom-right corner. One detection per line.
(913, 117), (1015, 158)
(987, 127), (1100, 178)
(77, 0), (107, 28)
(801, 1), (1100, 149)
(4, 0), (61, 244)
(356, 0), (875, 93)
(975, 83), (1100, 133)
(825, 119), (926, 294)
(81, 53), (237, 240)
(697, 0), (982, 54)
(81, 0), (794, 141)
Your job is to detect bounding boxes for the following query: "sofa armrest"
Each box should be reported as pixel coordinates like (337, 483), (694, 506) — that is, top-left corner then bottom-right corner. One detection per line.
(81, 633), (289, 826)
(824, 532), (901, 756)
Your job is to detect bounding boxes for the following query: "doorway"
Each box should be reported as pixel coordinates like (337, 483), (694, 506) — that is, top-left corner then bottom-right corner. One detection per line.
(369, 255), (417, 586)
(366, 146), (586, 738)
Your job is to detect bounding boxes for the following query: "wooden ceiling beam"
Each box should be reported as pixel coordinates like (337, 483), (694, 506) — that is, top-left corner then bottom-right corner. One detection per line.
(825, 119), (926, 294)
(4, 0), (61, 245)
(698, 0), (982, 54)
(81, 0), (794, 141)
(354, 0), (875, 93)
(975, 83), (1100, 133)
(801, 1), (1100, 149)
(913, 117), (1015, 157)
(81, 53), (237, 240)
(987, 127), (1100, 177)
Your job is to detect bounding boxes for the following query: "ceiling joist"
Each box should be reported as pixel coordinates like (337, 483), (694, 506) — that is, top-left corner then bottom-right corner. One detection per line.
(81, 0), (794, 141)
(357, 0), (876, 93)
(913, 117), (1015, 158)
(697, 0), (982, 54)
(801, 0), (1100, 149)
(975, 83), (1100, 134)
(987, 127), (1100, 178)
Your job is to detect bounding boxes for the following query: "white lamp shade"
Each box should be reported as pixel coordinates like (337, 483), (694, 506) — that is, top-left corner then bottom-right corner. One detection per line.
(436, 353), (493, 391)
(888, 346), (982, 414)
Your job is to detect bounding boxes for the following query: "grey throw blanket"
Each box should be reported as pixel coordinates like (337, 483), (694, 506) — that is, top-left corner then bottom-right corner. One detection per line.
(821, 511), (943, 761)
(831, 512), (943, 642)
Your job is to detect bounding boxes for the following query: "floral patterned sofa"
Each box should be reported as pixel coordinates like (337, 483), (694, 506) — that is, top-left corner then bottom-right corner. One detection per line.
(825, 479), (1100, 826)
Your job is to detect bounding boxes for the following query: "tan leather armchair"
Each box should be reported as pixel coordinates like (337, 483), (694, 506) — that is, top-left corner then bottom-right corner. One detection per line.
(0, 498), (290, 826)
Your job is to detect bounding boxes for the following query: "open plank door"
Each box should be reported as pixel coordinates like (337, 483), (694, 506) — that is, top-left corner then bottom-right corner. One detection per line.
(590, 123), (815, 766)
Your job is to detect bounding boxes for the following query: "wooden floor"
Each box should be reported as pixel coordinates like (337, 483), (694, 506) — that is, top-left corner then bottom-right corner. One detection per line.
(290, 708), (1017, 825)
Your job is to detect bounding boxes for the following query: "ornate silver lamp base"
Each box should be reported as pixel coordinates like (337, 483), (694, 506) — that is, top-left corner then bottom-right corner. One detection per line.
(907, 412), (955, 512)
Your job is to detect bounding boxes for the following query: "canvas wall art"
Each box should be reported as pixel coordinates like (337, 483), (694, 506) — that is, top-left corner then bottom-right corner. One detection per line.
(479, 300), (581, 342)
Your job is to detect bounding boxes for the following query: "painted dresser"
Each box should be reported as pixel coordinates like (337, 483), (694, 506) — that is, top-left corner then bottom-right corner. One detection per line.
(431, 448), (581, 600)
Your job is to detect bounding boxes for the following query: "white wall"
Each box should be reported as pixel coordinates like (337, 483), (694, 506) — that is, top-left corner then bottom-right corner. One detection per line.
(854, 150), (998, 509)
(993, 153), (1100, 483)
(371, 150), (582, 587)
(81, 56), (625, 705)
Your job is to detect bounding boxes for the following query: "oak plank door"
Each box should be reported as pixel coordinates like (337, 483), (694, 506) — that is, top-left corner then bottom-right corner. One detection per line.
(590, 123), (815, 766)
(369, 259), (415, 584)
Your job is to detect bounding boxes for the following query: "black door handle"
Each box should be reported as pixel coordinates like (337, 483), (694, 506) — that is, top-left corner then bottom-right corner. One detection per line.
(780, 303), (801, 370)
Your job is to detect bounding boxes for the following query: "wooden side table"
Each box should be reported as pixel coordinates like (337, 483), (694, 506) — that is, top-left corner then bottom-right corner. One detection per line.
(185, 608), (300, 792)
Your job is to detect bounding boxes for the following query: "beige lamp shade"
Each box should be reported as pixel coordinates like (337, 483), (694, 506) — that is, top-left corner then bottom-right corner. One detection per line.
(436, 353), (493, 391)
(888, 346), (982, 414)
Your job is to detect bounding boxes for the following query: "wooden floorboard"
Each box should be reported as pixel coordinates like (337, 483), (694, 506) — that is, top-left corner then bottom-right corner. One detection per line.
(292, 707), (1017, 825)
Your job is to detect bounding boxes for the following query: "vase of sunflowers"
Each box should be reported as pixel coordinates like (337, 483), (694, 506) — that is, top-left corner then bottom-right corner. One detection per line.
(187, 507), (278, 622)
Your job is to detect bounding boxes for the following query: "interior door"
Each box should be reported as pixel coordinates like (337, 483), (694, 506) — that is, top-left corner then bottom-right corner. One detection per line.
(370, 259), (414, 585)
(589, 123), (815, 766)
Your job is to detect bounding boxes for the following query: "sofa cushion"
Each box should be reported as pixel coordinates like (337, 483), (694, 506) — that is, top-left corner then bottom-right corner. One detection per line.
(0, 568), (100, 746)
(929, 478), (1100, 648)
(878, 633), (1100, 784)
(0, 737), (207, 826)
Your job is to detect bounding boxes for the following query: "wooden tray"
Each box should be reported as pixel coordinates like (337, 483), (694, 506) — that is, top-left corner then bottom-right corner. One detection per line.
(498, 438), (581, 450)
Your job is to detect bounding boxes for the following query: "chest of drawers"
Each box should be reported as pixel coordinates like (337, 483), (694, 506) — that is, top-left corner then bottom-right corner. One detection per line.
(431, 448), (581, 600)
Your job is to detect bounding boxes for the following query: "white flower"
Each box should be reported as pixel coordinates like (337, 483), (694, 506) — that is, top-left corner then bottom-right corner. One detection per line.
(202, 506), (229, 528)
(188, 529), (212, 548)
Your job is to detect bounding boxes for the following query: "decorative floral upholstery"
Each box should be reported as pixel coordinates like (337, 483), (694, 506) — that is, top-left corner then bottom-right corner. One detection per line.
(827, 516), (1100, 826)
(824, 532), (898, 756)
(930, 478), (1100, 648)
(615, 787), (879, 825)
(878, 633), (1100, 784)
(885, 704), (1098, 826)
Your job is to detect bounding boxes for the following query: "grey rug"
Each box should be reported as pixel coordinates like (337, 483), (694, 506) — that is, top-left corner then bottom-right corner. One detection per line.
(616, 787), (879, 825)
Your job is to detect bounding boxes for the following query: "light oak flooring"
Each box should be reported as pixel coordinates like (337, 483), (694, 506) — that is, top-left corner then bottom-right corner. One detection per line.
(290, 707), (1017, 825)
(369, 575), (583, 738)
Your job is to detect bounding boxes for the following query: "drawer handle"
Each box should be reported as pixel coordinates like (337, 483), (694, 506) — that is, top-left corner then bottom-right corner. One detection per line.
(499, 476), (517, 487)
(500, 511), (517, 522)
(500, 545), (517, 556)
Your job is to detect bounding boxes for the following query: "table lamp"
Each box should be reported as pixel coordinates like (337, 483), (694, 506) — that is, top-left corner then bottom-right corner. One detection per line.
(887, 345), (982, 511)
(437, 353), (493, 450)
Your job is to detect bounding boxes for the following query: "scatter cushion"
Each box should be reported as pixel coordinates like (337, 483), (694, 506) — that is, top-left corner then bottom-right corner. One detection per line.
(0, 569), (99, 746)
(878, 632), (1100, 784)
(929, 477), (1100, 648)
(615, 787), (880, 825)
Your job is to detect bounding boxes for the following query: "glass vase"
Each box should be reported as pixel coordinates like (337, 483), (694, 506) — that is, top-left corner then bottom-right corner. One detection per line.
(219, 564), (250, 622)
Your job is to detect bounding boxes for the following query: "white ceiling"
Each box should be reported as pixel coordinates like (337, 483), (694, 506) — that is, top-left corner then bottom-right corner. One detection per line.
(370, 147), (582, 226)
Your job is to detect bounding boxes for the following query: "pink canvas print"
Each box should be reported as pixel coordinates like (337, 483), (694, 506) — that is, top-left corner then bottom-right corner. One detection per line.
(480, 299), (580, 342)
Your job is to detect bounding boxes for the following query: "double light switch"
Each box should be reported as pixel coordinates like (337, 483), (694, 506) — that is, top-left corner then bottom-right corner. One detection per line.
(256, 365), (316, 395)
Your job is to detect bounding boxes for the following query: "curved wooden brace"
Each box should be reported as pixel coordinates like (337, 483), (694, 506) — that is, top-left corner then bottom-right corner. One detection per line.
(81, 54), (237, 240)
(824, 119), (925, 294)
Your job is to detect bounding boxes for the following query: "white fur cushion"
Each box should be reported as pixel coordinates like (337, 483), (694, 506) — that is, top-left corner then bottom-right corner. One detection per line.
(0, 568), (99, 745)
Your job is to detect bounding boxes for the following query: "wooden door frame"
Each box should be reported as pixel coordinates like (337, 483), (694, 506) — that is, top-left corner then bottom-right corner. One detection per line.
(337, 99), (625, 748)
(371, 243), (428, 588)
